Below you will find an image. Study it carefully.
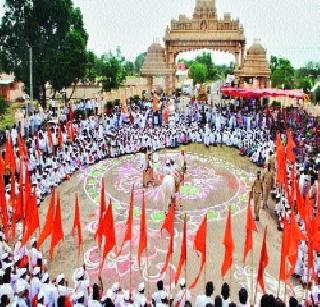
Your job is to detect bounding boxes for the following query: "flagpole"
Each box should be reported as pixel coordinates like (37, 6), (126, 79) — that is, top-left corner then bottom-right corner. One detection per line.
(146, 246), (150, 303)
(130, 226), (132, 299)
(169, 239), (172, 307)
(184, 214), (187, 301)
(251, 249), (254, 306)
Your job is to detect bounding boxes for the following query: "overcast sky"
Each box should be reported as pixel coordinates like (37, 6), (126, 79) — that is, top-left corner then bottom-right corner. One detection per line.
(1, 0), (319, 67)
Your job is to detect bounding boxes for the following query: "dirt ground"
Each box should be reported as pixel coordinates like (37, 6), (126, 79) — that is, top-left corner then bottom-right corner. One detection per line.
(35, 144), (302, 304)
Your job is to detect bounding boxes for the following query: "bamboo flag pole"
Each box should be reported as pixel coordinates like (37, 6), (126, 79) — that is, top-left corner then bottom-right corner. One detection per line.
(184, 214), (187, 302)
(146, 246), (150, 303)
(251, 249), (254, 306)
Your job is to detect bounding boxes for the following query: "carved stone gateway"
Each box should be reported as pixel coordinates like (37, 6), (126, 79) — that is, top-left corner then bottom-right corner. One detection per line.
(141, 0), (270, 94)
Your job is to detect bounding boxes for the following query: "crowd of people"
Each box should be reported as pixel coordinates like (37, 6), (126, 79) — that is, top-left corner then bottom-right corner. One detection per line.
(0, 94), (319, 306)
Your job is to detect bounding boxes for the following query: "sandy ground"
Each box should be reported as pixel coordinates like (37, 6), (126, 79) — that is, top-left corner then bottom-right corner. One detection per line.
(35, 144), (302, 304)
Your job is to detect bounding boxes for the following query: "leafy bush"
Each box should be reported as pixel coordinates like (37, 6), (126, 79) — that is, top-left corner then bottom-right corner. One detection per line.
(0, 96), (8, 115)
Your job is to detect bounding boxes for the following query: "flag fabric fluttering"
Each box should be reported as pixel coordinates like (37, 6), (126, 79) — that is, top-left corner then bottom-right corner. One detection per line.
(189, 214), (207, 289)
(49, 193), (64, 258)
(175, 214), (187, 284)
(71, 193), (83, 255)
(117, 187), (134, 256)
(160, 201), (175, 274)
(243, 194), (258, 265)
(221, 209), (235, 278)
(95, 178), (106, 248)
(100, 200), (116, 271)
(279, 219), (290, 281)
(257, 226), (268, 294)
(138, 191), (148, 269)
(38, 188), (56, 248)
(21, 191), (39, 245)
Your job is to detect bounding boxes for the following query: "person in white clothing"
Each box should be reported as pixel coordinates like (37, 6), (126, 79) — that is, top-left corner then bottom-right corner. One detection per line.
(134, 282), (147, 307)
(174, 278), (192, 307)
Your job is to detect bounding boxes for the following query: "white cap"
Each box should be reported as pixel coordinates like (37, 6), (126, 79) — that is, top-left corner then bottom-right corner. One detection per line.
(14, 254), (21, 263)
(38, 291), (44, 300)
(138, 282), (145, 292)
(106, 289), (113, 299)
(77, 291), (84, 300)
(161, 291), (167, 300)
(1, 253), (8, 260)
(179, 278), (186, 287)
(17, 268), (26, 277)
(16, 282), (25, 293)
(56, 273), (64, 283)
(112, 282), (120, 292)
(124, 290), (130, 301)
(75, 267), (84, 280)
(2, 262), (11, 269)
(33, 267), (40, 275)
(42, 272), (49, 283)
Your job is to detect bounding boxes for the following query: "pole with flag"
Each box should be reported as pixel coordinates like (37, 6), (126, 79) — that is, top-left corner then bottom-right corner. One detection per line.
(243, 193), (257, 304)
(255, 226), (268, 304)
(71, 193), (83, 257)
(175, 213), (187, 285)
(189, 214), (207, 289)
(221, 209), (235, 286)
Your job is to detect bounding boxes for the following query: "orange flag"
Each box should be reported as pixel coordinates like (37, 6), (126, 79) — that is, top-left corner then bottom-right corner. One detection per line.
(117, 187), (134, 256)
(287, 213), (306, 278)
(100, 200), (116, 270)
(161, 201), (175, 237)
(175, 214), (187, 284)
(161, 201), (175, 273)
(279, 219), (290, 281)
(189, 214), (207, 289)
(38, 188), (56, 247)
(276, 141), (286, 186)
(138, 191), (147, 269)
(95, 177), (106, 248)
(256, 226), (268, 294)
(0, 165), (8, 238)
(71, 193), (83, 255)
(22, 191), (39, 245)
(243, 194), (257, 265)
(221, 209), (235, 278)
(49, 193), (64, 257)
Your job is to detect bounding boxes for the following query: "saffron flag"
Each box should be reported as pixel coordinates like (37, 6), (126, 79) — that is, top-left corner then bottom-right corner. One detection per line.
(138, 191), (147, 269)
(71, 193), (83, 255)
(161, 201), (175, 273)
(175, 214), (187, 284)
(21, 191), (39, 245)
(49, 193), (64, 257)
(257, 226), (268, 294)
(243, 194), (257, 265)
(95, 177), (106, 248)
(100, 200), (116, 270)
(117, 187), (134, 256)
(279, 219), (290, 281)
(221, 209), (235, 278)
(161, 201), (175, 236)
(189, 214), (207, 289)
(38, 188), (56, 248)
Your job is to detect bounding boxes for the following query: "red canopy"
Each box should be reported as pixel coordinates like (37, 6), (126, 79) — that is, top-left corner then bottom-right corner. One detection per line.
(221, 87), (304, 99)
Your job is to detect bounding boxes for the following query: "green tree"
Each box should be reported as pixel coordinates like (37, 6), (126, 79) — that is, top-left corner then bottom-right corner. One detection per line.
(297, 76), (313, 93)
(189, 61), (208, 84)
(100, 51), (127, 92)
(134, 52), (147, 74)
(270, 56), (295, 89)
(125, 61), (135, 76)
(0, 0), (88, 107)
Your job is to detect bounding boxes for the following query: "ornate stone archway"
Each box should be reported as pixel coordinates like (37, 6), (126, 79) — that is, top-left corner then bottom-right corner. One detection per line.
(141, 0), (270, 95)
(142, 0), (245, 94)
